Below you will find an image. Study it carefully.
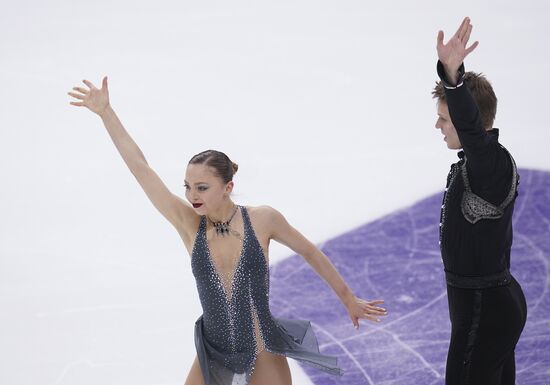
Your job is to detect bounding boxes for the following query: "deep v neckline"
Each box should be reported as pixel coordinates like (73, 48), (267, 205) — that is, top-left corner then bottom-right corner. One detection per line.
(204, 205), (247, 303)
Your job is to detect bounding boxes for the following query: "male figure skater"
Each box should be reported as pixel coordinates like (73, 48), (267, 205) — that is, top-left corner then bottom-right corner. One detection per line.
(433, 17), (527, 385)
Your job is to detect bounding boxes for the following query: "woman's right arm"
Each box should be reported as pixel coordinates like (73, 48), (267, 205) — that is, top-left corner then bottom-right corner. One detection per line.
(68, 77), (198, 242)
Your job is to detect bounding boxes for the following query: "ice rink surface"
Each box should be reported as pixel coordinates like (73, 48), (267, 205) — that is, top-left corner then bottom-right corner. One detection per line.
(1, 1), (549, 384)
(271, 168), (550, 385)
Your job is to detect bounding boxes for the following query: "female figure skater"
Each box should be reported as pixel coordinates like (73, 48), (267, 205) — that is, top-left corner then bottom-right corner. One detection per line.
(68, 78), (387, 385)
(433, 18), (527, 384)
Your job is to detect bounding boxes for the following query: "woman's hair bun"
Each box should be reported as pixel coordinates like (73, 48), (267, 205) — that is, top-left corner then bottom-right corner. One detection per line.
(189, 150), (238, 183)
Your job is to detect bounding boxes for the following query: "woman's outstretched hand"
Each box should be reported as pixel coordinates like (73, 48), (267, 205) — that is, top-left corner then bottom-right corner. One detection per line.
(346, 297), (387, 329)
(68, 76), (110, 116)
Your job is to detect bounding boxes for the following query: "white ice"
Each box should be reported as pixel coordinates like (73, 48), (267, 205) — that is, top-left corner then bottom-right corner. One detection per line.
(0, 1), (549, 384)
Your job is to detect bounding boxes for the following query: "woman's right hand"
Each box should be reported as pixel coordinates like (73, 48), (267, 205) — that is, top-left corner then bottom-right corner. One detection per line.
(68, 76), (110, 116)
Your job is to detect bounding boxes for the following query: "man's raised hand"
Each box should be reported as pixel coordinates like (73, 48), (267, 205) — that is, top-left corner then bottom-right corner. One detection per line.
(437, 17), (479, 84)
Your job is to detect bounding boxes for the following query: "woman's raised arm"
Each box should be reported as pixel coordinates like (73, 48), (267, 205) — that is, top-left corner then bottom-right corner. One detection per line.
(68, 77), (198, 242)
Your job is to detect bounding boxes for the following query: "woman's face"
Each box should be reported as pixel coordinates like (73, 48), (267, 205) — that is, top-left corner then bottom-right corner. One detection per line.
(184, 163), (233, 216)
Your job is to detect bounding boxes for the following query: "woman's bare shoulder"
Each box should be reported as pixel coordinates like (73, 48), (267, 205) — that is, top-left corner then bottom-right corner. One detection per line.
(245, 205), (287, 231)
(245, 204), (280, 219)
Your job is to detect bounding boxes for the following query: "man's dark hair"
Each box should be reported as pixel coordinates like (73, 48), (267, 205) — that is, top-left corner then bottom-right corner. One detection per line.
(432, 72), (498, 129)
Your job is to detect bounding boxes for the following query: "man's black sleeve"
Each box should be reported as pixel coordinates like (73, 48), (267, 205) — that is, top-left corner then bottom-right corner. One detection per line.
(437, 60), (499, 180)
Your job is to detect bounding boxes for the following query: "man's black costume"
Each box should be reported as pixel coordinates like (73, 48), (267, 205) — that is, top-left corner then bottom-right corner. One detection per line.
(437, 61), (527, 385)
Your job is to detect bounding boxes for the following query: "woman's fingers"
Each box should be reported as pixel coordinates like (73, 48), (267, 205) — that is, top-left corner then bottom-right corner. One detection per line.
(363, 313), (381, 323)
(363, 307), (387, 316)
(349, 314), (359, 329)
(82, 79), (96, 89)
(369, 306), (387, 313)
(348, 297), (387, 326)
(73, 86), (88, 94)
(355, 299), (387, 314)
(354, 306), (386, 318)
(68, 91), (85, 100)
(69, 77), (109, 113)
(368, 299), (385, 305)
(362, 304), (387, 315)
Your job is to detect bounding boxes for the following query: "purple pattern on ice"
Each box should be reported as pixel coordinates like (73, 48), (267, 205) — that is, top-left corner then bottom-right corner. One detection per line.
(270, 169), (550, 385)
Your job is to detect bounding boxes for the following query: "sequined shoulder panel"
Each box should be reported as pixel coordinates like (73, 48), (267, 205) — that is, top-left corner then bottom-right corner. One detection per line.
(460, 147), (519, 224)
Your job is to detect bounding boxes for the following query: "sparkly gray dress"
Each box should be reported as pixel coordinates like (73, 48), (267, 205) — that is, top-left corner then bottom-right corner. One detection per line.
(191, 206), (342, 385)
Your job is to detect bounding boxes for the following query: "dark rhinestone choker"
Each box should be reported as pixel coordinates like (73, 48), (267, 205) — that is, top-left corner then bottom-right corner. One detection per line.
(208, 205), (238, 236)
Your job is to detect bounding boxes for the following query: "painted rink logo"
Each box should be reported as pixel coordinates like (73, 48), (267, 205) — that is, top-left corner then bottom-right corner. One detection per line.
(270, 169), (550, 385)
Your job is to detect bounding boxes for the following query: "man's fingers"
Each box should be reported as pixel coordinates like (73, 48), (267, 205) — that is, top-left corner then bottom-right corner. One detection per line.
(102, 76), (108, 90)
(457, 17), (470, 40)
(437, 30), (444, 47)
(465, 41), (479, 56)
(70, 101), (84, 107)
(453, 17), (465, 38)
(463, 23), (473, 44)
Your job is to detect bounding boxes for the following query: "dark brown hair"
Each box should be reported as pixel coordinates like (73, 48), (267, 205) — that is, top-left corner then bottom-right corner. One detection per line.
(432, 72), (498, 129)
(188, 150), (238, 183)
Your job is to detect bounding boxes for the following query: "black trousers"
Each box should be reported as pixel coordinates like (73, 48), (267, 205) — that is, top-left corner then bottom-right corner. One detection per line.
(445, 276), (527, 385)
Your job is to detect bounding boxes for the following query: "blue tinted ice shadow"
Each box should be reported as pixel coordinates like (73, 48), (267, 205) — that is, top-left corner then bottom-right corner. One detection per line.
(270, 168), (550, 385)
